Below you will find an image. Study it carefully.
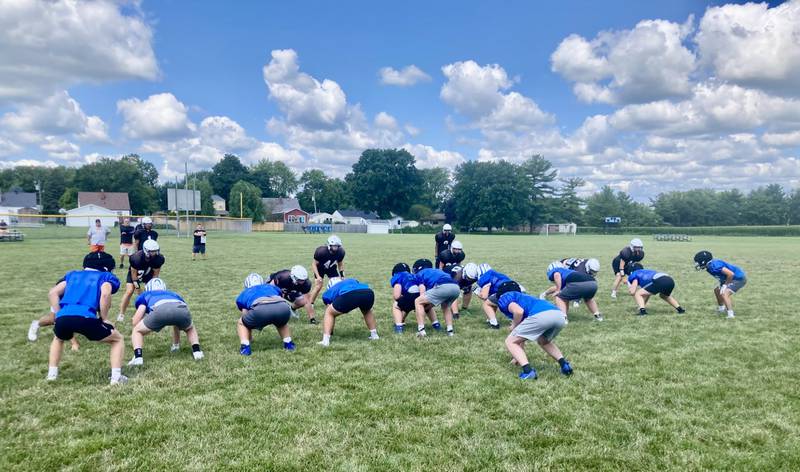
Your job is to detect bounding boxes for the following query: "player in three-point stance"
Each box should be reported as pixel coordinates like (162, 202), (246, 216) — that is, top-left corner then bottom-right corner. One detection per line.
(235, 273), (295, 355)
(611, 239), (644, 299)
(318, 277), (379, 347)
(694, 250), (747, 319)
(625, 263), (685, 316)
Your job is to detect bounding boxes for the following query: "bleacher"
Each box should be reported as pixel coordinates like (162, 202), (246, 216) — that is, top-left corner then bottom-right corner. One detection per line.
(653, 233), (691, 242)
(0, 229), (25, 242)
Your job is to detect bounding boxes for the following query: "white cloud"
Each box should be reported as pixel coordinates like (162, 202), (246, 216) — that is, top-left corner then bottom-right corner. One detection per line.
(39, 136), (80, 161)
(0, 0), (158, 103)
(440, 60), (515, 118)
(0, 136), (22, 157)
(551, 18), (696, 104)
(0, 91), (109, 142)
(374, 111), (399, 130)
(117, 93), (195, 140)
(402, 143), (465, 169)
(405, 124), (420, 137)
(762, 130), (800, 148)
(696, 0), (800, 93)
(197, 116), (255, 151)
(379, 65), (431, 86)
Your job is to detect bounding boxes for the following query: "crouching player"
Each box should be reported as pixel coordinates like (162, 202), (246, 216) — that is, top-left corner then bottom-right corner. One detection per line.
(269, 266), (312, 317)
(559, 258), (600, 308)
(611, 239), (644, 299)
(319, 277), (379, 346)
(496, 281), (573, 380)
(414, 265), (461, 337)
(545, 262), (603, 322)
(235, 273), (295, 355)
(28, 282), (81, 351)
(694, 251), (747, 319)
(128, 278), (203, 366)
(391, 263), (438, 333)
(626, 264), (685, 316)
(476, 266), (513, 329)
(46, 252), (127, 385)
(451, 262), (481, 318)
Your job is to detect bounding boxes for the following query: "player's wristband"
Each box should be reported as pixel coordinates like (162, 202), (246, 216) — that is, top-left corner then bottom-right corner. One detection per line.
(50, 307), (56, 314)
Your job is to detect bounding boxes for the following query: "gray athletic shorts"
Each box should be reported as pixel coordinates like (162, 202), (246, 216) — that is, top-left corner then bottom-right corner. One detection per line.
(243, 301), (291, 330)
(510, 310), (566, 342)
(724, 277), (747, 293)
(144, 302), (192, 332)
(425, 283), (461, 306)
(558, 280), (598, 301)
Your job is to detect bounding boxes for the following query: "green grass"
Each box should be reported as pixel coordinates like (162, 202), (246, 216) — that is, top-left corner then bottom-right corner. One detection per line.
(1, 230), (799, 471)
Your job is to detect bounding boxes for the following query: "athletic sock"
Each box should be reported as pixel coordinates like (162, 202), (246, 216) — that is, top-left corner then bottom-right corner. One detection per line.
(31, 320), (40, 329)
(718, 305), (726, 312)
(322, 334), (331, 344)
(418, 324), (425, 331)
(446, 324), (453, 332)
(488, 319), (499, 326)
(282, 337), (292, 343)
(110, 368), (122, 382)
(133, 348), (142, 358)
(395, 323), (404, 328)
(369, 329), (378, 337)
(521, 364), (533, 374)
(47, 366), (58, 378)
(240, 340), (250, 346)
(727, 310), (735, 317)
(191, 344), (201, 352)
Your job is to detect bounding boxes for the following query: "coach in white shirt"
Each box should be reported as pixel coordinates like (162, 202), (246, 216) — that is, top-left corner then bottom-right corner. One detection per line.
(87, 219), (111, 252)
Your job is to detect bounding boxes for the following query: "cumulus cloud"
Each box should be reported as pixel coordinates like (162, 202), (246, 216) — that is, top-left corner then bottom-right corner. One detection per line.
(402, 143), (465, 169)
(39, 136), (80, 161)
(118, 93), (195, 140)
(696, 0), (800, 93)
(0, 91), (109, 143)
(551, 18), (696, 104)
(0, 0), (158, 103)
(379, 65), (431, 86)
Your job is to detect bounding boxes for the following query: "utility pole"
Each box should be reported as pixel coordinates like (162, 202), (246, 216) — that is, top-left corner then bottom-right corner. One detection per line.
(184, 162), (189, 234)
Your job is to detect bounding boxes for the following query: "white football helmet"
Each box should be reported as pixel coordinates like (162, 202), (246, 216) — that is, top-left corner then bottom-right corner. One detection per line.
(142, 239), (160, 254)
(327, 277), (343, 290)
(327, 235), (342, 249)
(141, 216), (153, 225)
(290, 265), (308, 283)
(586, 258), (600, 274)
(463, 262), (479, 280)
(451, 240), (463, 251)
(443, 224), (452, 231)
(630, 238), (643, 249)
(477, 263), (492, 277)
(145, 278), (166, 292)
(244, 273), (264, 288)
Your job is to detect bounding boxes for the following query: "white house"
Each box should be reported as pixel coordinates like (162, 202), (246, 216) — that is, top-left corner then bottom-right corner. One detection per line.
(309, 212), (335, 224)
(387, 213), (420, 230)
(77, 191), (131, 217)
(65, 204), (119, 228)
(336, 210), (380, 226)
(0, 190), (38, 218)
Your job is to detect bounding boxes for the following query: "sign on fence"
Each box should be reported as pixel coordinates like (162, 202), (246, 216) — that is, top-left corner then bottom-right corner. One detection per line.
(167, 189), (201, 211)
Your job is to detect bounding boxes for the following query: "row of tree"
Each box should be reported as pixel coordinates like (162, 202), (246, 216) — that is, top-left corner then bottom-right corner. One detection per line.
(2, 149), (799, 228)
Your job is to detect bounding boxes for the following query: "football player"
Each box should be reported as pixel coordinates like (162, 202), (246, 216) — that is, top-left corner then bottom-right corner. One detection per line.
(434, 224), (455, 266)
(438, 240), (465, 269)
(307, 235), (346, 322)
(319, 277), (379, 347)
(475, 266), (513, 329)
(390, 262), (438, 333)
(626, 263), (685, 316)
(694, 251), (746, 319)
(117, 240), (165, 322)
(414, 263), (461, 337)
(133, 216), (158, 251)
(268, 265), (314, 322)
(611, 239), (645, 299)
(544, 262), (603, 322)
(235, 273), (295, 355)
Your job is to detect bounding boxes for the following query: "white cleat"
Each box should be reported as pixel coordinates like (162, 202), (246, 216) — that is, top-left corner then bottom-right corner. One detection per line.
(192, 351), (205, 360)
(27, 321), (39, 342)
(594, 313), (604, 322)
(610, 291), (617, 299)
(573, 301), (580, 308)
(46, 373), (58, 381)
(116, 313), (125, 322)
(317, 341), (330, 347)
(726, 313), (735, 319)
(110, 375), (129, 385)
(127, 356), (143, 366)
(170, 344), (181, 352)
(416, 329), (427, 338)
(368, 334), (380, 341)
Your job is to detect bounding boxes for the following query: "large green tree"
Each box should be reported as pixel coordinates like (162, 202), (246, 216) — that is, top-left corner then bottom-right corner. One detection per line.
(416, 167), (452, 212)
(248, 159), (298, 198)
(788, 188), (800, 225)
(555, 177), (585, 224)
(210, 154), (248, 202)
(229, 180), (264, 222)
(451, 160), (527, 231)
(345, 148), (421, 218)
(296, 170), (352, 214)
(520, 155), (558, 231)
(742, 184), (788, 225)
(73, 156), (159, 213)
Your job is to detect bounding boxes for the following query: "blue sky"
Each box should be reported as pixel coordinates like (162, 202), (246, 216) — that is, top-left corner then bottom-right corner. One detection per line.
(1, 0), (798, 199)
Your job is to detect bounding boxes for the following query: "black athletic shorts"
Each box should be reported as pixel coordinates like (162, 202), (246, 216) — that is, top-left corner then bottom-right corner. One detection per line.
(315, 263), (341, 279)
(396, 292), (419, 313)
(284, 290), (304, 303)
(126, 270), (155, 285)
(644, 276), (675, 296)
(332, 289), (374, 314)
(54, 316), (114, 341)
(192, 244), (206, 254)
(611, 256), (635, 276)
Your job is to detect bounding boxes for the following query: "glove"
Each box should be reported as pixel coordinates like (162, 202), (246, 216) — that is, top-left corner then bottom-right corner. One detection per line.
(720, 284), (729, 294)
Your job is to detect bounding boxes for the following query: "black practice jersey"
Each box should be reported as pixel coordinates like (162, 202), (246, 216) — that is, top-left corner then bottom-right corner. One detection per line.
(438, 249), (465, 266)
(313, 246), (345, 271)
(134, 228), (159, 250)
(269, 270), (312, 294)
(618, 247), (644, 263)
(129, 251), (165, 280)
(562, 258), (590, 274)
(119, 225), (135, 244)
(193, 230), (207, 246)
(434, 231), (455, 255)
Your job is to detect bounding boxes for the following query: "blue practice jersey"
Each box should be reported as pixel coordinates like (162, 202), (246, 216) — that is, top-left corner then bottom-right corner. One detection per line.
(236, 284), (282, 310)
(390, 272), (420, 295)
(548, 267), (593, 286)
(415, 268), (457, 289)
(706, 259), (746, 283)
(56, 270), (120, 319)
(477, 270), (511, 294)
(497, 292), (558, 320)
(322, 279), (371, 305)
(135, 290), (186, 313)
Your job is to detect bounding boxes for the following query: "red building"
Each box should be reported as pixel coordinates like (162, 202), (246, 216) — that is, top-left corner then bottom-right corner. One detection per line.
(262, 198), (309, 223)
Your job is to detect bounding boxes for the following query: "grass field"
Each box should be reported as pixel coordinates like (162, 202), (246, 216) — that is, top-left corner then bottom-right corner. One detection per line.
(1, 229), (799, 471)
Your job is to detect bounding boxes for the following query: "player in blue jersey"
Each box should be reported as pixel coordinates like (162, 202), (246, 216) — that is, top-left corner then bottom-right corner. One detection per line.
(476, 267), (514, 329)
(495, 281), (573, 380)
(319, 277), (379, 346)
(626, 264), (685, 316)
(413, 264), (461, 337)
(390, 262), (438, 334)
(127, 278), (203, 366)
(235, 273), (295, 355)
(46, 252), (127, 385)
(694, 251), (747, 319)
(28, 277), (81, 351)
(543, 262), (603, 322)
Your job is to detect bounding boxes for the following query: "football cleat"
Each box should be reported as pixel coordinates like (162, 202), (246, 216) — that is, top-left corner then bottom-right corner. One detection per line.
(519, 369), (538, 380)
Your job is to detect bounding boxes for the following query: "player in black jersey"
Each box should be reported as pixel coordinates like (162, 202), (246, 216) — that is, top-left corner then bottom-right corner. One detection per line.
(611, 239), (645, 299)
(133, 216), (158, 251)
(560, 257), (600, 277)
(117, 239), (165, 322)
(307, 235), (346, 322)
(118, 217), (135, 269)
(434, 224), (455, 266)
(269, 265), (314, 322)
(438, 240), (465, 269)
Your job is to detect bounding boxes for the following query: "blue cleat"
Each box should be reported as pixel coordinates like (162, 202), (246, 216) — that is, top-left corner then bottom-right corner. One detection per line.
(519, 369), (537, 380)
(431, 322), (442, 331)
(394, 325), (404, 334)
(283, 341), (296, 351)
(240, 344), (252, 356)
(560, 360), (573, 376)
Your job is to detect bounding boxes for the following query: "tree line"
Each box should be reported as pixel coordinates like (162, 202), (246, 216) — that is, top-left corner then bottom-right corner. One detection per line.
(2, 149), (799, 227)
